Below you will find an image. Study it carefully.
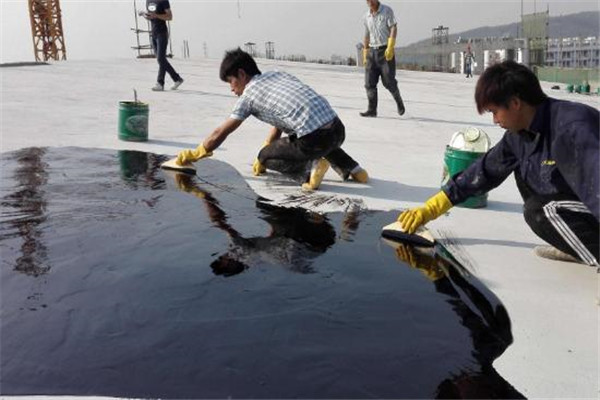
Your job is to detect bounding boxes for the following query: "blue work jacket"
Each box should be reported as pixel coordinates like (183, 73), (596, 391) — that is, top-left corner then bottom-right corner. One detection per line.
(444, 98), (599, 221)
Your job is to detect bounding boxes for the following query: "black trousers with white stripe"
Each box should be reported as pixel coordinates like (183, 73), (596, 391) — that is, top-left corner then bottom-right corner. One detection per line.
(516, 174), (599, 266)
(522, 195), (599, 266)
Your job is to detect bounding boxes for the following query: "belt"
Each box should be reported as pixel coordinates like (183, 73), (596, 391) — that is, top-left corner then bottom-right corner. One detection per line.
(296, 118), (338, 140)
(300, 120), (336, 139)
(369, 45), (387, 50)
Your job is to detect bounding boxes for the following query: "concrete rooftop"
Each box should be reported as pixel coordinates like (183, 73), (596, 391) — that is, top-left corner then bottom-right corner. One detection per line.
(1, 57), (599, 399)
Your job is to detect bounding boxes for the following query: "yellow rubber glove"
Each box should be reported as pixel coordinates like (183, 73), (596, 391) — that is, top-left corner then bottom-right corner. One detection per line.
(176, 144), (212, 166)
(384, 37), (396, 61)
(362, 48), (368, 66)
(398, 191), (453, 234)
(252, 159), (266, 176)
(252, 141), (270, 176)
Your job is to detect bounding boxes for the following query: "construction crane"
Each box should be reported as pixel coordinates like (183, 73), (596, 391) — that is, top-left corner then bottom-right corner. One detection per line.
(28, 0), (67, 61)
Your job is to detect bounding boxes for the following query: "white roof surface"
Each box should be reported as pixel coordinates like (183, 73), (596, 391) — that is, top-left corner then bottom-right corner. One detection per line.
(1, 57), (599, 399)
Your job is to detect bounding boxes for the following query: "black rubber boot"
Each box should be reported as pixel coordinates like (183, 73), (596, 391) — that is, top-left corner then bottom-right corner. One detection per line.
(360, 89), (377, 117)
(359, 109), (377, 117)
(393, 91), (405, 116)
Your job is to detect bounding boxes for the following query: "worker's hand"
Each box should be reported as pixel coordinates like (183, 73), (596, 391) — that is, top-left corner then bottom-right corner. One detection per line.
(252, 158), (266, 176)
(398, 191), (453, 234)
(176, 144), (212, 166)
(362, 48), (368, 66)
(384, 37), (396, 61)
(252, 140), (270, 176)
(394, 244), (445, 281)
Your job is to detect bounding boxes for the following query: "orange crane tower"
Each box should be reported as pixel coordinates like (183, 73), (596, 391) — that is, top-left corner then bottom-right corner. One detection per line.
(28, 0), (67, 61)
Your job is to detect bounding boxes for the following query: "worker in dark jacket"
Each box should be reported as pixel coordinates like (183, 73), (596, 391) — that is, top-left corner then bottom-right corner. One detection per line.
(394, 60), (599, 266)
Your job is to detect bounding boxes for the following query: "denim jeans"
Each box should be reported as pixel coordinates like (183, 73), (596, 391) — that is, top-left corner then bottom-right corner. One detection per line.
(152, 31), (181, 86)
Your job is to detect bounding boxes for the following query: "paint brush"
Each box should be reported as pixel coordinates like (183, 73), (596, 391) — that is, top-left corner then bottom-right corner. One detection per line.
(381, 221), (435, 247)
(160, 158), (197, 174)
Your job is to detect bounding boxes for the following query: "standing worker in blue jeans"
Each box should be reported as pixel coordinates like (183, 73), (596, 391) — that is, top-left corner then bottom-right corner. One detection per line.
(360, 0), (405, 118)
(141, 0), (184, 91)
(464, 47), (475, 78)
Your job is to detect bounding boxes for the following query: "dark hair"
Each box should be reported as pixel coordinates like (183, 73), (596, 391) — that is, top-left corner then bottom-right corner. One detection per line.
(475, 60), (547, 114)
(219, 48), (261, 82)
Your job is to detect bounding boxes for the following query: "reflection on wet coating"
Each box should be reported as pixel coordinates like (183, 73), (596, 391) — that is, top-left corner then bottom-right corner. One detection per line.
(390, 243), (517, 397)
(0, 148), (524, 399)
(174, 173), (339, 276)
(0, 147), (50, 276)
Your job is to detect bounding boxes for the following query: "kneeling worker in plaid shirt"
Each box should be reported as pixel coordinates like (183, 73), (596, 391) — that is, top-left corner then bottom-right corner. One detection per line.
(173, 48), (369, 191)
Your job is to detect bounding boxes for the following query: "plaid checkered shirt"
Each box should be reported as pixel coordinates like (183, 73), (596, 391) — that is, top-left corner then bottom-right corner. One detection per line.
(230, 71), (337, 137)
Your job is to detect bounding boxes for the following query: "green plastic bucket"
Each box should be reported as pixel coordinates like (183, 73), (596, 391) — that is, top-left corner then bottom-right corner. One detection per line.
(442, 146), (488, 208)
(566, 84), (574, 93)
(118, 101), (149, 142)
(581, 83), (591, 94)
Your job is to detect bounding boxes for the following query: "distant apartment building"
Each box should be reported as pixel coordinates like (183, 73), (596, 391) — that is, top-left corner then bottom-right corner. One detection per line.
(546, 37), (600, 68)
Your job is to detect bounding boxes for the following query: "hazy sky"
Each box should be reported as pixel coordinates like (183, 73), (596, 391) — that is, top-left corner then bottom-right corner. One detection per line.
(1, 0), (598, 63)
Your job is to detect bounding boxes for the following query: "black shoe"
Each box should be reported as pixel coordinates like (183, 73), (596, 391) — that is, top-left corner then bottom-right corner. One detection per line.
(397, 101), (405, 116)
(359, 110), (377, 117)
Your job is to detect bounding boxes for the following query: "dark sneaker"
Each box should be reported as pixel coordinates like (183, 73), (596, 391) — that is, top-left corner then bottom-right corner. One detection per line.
(359, 110), (377, 117)
(397, 100), (406, 116)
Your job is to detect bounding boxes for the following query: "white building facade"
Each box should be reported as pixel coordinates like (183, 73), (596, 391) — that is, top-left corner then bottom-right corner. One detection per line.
(546, 37), (600, 68)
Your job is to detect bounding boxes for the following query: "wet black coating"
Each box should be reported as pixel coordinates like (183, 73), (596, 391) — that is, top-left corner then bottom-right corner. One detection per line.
(0, 148), (525, 399)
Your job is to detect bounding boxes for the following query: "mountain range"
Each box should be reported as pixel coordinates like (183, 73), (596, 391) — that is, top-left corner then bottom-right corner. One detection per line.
(408, 11), (599, 47)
